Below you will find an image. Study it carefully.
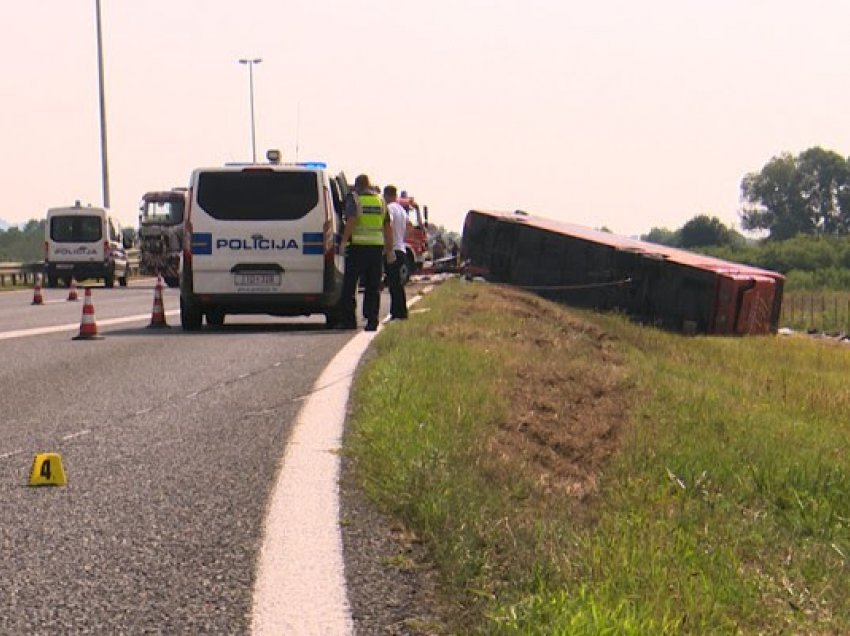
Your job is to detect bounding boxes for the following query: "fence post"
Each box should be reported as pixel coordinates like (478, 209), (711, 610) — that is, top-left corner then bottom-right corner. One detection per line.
(834, 296), (839, 333)
(809, 295), (813, 330)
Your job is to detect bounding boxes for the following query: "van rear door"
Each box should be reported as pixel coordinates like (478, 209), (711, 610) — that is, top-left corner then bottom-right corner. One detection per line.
(47, 211), (105, 265)
(190, 167), (326, 295)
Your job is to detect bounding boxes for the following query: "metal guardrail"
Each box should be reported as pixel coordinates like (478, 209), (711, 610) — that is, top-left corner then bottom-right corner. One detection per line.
(0, 262), (42, 286)
(0, 250), (141, 286)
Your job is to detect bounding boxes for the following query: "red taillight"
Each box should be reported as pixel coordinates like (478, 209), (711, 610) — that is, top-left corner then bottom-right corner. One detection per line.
(323, 219), (335, 263)
(183, 220), (193, 267)
(322, 187), (335, 260)
(43, 240), (48, 259)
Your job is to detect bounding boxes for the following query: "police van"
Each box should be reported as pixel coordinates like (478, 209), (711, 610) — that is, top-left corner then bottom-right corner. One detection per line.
(180, 160), (348, 329)
(44, 202), (130, 288)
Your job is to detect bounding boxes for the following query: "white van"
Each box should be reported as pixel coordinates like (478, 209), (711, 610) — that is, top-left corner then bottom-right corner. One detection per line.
(180, 162), (348, 329)
(44, 202), (130, 288)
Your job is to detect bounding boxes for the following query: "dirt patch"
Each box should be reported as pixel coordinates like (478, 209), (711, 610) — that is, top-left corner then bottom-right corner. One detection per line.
(481, 285), (633, 502)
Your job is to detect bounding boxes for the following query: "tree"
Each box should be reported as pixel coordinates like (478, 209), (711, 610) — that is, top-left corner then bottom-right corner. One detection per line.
(740, 147), (850, 240)
(798, 147), (850, 235)
(0, 219), (45, 262)
(641, 227), (680, 247)
(679, 214), (740, 248)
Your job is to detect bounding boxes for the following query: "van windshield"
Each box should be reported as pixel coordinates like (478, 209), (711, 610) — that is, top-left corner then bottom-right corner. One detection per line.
(197, 171), (319, 221)
(50, 216), (103, 242)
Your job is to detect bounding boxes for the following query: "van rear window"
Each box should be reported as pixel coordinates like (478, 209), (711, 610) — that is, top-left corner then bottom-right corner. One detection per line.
(197, 171), (319, 221)
(50, 216), (102, 242)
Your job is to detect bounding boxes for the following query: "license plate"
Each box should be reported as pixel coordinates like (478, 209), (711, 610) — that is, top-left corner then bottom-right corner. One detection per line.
(57, 264), (74, 270)
(235, 272), (281, 286)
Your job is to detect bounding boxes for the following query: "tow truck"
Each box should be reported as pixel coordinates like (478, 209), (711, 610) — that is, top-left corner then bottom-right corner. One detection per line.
(397, 193), (430, 284)
(138, 188), (186, 287)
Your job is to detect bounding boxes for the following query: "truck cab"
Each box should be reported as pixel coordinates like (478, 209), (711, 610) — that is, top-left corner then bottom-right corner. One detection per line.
(138, 189), (187, 287)
(397, 194), (430, 283)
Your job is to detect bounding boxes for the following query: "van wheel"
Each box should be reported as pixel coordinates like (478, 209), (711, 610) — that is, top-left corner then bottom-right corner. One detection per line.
(104, 269), (115, 288)
(180, 297), (203, 331)
(164, 276), (179, 288)
(206, 309), (225, 327)
(46, 275), (58, 288)
(399, 254), (413, 285)
(63, 277), (73, 288)
(118, 276), (128, 287)
(324, 309), (341, 329)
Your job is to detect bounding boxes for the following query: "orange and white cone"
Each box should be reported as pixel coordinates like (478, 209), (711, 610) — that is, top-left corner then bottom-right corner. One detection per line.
(31, 275), (44, 305)
(72, 288), (104, 340)
(67, 279), (79, 302)
(147, 276), (169, 328)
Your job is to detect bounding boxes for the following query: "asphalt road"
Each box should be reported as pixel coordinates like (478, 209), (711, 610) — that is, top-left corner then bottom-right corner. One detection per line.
(0, 281), (373, 634)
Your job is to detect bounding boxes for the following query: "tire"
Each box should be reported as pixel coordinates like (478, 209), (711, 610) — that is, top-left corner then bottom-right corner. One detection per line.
(399, 254), (413, 286)
(324, 307), (342, 329)
(205, 309), (225, 327)
(46, 275), (58, 289)
(164, 276), (180, 288)
(118, 276), (128, 287)
(180, 297), (203, 331)
(104, 266), (115, 288)
(63, 277), (73, 288)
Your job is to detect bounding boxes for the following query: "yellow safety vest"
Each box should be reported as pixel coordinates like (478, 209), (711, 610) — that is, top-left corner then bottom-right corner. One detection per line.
(351, 192), (386, 246)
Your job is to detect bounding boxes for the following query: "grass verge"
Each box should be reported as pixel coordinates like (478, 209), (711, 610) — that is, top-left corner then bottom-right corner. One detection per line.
(345, 278), (850, 634)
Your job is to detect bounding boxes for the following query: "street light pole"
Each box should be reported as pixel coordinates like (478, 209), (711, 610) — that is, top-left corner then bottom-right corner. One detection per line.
(238, 58), (262, 163)
(95, 0), (110, 208)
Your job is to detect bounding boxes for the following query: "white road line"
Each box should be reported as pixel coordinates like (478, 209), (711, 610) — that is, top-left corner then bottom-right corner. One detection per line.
(0, 450), (23, 461)
(61, 430), (91, 441)
(0, 310), (180, 341)
(251, 330), (379, 635)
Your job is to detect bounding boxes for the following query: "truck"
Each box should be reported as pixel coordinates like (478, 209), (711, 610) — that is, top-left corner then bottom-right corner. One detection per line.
(138, 188), (186, 287)
(397, 192), (431, 284)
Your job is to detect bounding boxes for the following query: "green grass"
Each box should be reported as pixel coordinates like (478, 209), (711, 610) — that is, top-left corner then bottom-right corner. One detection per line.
(345, 280), (850, 634)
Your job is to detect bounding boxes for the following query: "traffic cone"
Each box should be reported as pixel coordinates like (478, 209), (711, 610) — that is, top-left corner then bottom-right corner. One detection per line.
(147, 276), (169, 328)
(67, 279), (79, 301)
(72, 287), (104, 340)
(31, 275), (44, 305)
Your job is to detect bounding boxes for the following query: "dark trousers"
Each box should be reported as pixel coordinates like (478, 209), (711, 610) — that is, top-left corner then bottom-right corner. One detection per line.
(385, 250), (408, 319)
(339, 245), (383, 328)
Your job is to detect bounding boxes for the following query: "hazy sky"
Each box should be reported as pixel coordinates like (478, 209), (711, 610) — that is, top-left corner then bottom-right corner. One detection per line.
(2, 1), (849, 237)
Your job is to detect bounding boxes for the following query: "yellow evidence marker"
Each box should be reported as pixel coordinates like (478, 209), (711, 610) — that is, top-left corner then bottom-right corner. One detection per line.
(28, 453), (67, 487)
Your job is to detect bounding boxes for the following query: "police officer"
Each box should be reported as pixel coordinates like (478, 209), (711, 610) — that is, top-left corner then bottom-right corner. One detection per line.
(337, 174), (393, 331)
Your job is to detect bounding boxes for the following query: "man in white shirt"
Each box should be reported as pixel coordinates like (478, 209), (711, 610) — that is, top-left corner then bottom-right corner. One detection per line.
(382, 185), (408, 320)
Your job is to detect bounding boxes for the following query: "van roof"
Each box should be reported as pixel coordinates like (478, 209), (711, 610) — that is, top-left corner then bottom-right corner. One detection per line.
(47, 204), (109, 215)
(201, 161), (329, 172)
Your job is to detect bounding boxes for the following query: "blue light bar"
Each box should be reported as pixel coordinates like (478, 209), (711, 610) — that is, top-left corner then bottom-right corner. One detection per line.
(297, 161), (327, 169)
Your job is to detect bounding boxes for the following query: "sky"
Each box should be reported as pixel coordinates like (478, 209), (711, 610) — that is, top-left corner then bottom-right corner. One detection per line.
(2, 0), (850, 237)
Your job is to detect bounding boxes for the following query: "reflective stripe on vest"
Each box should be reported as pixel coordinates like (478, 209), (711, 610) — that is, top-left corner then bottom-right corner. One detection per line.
(351, 193), (385, 246)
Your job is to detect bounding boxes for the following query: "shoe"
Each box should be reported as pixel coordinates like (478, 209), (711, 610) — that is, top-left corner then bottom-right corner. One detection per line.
(365, 322), (378, 332)
(390, 314), (408, 321)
